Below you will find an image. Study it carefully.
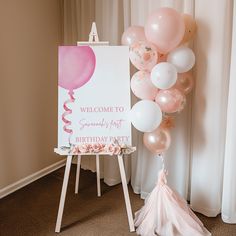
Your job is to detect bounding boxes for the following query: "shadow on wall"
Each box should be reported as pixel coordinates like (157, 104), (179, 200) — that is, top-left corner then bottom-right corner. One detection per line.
(0, 0), (63, 189)
(192, 18), (210, 155)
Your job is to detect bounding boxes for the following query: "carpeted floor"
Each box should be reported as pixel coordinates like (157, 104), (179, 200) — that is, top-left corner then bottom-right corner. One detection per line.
(0, 165), (236, 236)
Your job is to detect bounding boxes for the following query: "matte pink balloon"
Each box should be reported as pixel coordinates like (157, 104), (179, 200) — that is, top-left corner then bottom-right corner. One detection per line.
(121, 26), (146, 46)
(155, 88), (186, 113)
(131, 71), (158, 100)
(145, 7), (185, 54)
(59, 46), (96, 93)
(143, 127), (171, 154)
(174, 72), (194, 95)
(129, 41), (158, 71)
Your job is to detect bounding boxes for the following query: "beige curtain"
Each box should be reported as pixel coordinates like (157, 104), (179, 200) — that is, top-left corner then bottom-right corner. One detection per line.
(191, 0), (233, 218)
(222, 0), (236, 223)
(62, 0), (95, 44)
(62, 0), (236, 223)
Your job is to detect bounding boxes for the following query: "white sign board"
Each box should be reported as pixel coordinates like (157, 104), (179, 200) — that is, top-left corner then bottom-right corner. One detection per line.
(58, 46), (131, 147)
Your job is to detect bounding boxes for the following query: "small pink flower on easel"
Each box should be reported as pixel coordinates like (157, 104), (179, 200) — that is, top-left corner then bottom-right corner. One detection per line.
(93, 143), (105, 153)
(78, 144), (90, 153)
(105, 144), (121, 155)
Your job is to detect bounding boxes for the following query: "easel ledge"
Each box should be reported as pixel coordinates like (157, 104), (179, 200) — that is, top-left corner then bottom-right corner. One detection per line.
(54, 147), (136, 233)
(54, 146), (136, 156)
(54, 148), (112, 156)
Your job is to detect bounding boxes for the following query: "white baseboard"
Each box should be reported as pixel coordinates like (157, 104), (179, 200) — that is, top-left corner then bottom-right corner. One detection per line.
(0, 159), (66, 199)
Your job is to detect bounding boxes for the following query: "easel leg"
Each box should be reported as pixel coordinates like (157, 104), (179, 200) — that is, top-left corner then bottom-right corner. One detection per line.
(117, 154), (135, 232)
(55, 155), (73, 233)
(75, 155), (81, 194)
(96, 154), (101, 197)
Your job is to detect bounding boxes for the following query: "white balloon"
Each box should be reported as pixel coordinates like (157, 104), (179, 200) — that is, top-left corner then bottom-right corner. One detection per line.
(167, 46), (195, 73)
(151, 62), (177, 89)
(130, 100), (162, 132)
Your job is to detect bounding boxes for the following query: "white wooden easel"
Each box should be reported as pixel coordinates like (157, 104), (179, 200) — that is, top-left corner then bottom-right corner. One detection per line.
(55, 23), (135, 233)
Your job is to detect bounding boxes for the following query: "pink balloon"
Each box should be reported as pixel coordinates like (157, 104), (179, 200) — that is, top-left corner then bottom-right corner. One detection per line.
(129, 41), (158, 71)
(59, 46), (96, 93)
(143, 127), (171, 154)
(155, 88), (186, 113)
(131, 71), (158, 100)
(145, 7), (185, 54)
(174, 72), (194, 95)
(121, 26), (146, 46)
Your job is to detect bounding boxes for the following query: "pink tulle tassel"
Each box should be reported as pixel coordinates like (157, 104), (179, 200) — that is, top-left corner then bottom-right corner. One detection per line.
(134, 169), (211, 236)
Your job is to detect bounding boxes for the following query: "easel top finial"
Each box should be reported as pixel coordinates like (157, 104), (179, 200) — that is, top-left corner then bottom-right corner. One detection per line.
(89, 22), (99, 42)
(77, 22), (109, 46)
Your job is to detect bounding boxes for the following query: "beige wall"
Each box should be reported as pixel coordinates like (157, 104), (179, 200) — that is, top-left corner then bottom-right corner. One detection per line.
(0, 0), (62, 189)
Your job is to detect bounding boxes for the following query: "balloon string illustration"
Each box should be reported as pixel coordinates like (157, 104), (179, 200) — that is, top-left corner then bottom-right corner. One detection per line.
(59, 46), (96, 146)
(62, 91), (75, 144)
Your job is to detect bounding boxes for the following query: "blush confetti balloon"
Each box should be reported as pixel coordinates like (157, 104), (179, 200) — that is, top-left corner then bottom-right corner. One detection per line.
(129, 41), (158, 71)
(155, 88), (186, 113)
(131, 71), (158, 100)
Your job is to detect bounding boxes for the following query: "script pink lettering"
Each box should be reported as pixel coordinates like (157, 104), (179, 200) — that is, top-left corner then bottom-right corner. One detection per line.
(78, 118), (125, 130)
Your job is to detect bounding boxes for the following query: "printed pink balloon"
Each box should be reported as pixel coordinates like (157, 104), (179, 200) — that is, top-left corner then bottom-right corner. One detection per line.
(59, 46), (96, 93)
(155, 88), (186, 113)
(145, 7), (185, 54)
(143, 127), (171, 154)
(131, 71), (158, 100)
(121, 26), (146, 46)
(174, 72), (194, 95)
(129, 41), (158, 71)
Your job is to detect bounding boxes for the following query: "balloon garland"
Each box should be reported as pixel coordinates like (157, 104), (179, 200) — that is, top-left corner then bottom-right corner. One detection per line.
(122, 8), (196, 155)
(122, 7), (211, 236)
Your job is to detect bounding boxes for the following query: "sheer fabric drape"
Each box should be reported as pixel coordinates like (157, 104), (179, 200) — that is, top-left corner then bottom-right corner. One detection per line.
(62, 0), (236, 223)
